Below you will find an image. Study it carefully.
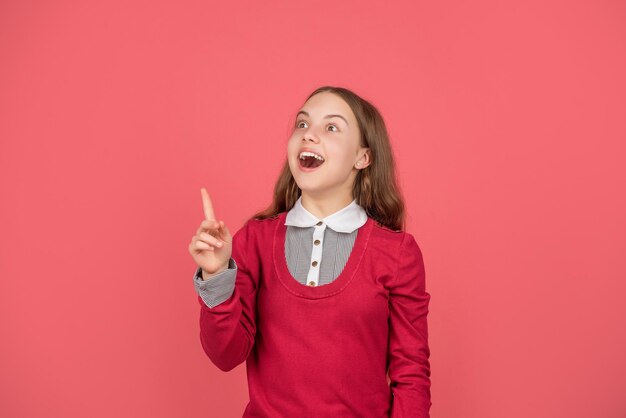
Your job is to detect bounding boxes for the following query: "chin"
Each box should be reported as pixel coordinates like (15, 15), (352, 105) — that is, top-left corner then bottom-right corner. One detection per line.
(292, 177), (321, 193)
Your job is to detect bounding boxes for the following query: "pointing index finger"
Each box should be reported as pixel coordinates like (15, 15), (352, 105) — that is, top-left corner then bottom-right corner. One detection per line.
(200, 187), (216, 221)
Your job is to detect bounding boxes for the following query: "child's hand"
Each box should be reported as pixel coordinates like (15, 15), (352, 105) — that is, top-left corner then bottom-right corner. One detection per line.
(188, 188), (233, 279)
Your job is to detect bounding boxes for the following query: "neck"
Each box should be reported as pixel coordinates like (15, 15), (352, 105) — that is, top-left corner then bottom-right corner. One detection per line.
(300, 191), (354, 219)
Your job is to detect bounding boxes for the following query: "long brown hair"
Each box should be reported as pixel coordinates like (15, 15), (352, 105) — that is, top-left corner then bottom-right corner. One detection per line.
(250, 86), (406, 232)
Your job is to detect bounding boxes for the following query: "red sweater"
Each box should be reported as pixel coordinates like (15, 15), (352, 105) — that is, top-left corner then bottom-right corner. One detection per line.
(197, 211), (431, 417)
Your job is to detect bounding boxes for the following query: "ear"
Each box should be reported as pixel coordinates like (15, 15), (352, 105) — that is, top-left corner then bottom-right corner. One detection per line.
(355, 148), (372, 169)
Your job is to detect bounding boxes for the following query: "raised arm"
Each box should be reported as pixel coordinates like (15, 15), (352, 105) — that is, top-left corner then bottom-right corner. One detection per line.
(197, 220), (260, 371)
(188, 188), (260, 371)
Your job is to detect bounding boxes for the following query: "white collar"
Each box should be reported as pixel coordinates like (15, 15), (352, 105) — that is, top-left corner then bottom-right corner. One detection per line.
(285, 196), (368, 233)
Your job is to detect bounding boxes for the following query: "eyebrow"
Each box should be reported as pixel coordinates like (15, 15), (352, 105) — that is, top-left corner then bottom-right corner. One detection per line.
(296, 110), (349, 126)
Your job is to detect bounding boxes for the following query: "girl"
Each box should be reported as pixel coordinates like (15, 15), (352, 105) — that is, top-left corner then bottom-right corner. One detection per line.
(188, 86), (431, 417)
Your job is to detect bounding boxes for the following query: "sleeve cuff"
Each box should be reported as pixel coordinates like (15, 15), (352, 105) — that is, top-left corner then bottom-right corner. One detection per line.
(192, 258), (237, 308)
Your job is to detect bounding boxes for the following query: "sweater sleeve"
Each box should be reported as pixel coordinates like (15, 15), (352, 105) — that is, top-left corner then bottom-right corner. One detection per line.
(387, 233), (432, 418)
(197, 219), (260, 372)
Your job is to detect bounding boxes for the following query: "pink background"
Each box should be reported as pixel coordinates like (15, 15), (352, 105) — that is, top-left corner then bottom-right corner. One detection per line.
(1, 1), (625, 417)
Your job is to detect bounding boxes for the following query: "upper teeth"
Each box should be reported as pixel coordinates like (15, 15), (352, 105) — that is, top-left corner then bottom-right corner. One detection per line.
(299, 151), (324, 161)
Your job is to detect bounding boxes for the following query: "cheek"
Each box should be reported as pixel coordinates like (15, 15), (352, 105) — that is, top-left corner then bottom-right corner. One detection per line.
(287, 139), (300, 168)
(286, 141), (295, 159)
(328, 145), (352, 166)
(287, 135), (299, 152)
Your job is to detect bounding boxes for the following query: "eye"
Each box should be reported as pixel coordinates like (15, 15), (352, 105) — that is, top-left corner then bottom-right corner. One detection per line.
(296, 120), (307, 129)
(327, 124), (338, 132)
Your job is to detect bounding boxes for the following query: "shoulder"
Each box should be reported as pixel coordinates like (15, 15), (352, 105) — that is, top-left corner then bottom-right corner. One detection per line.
(369, 219), (422, 261)
(231, 213), (283, 256)
(246, 212), (282, 226)
(370, 218), (407, 244)
(236, 212), (283, 237)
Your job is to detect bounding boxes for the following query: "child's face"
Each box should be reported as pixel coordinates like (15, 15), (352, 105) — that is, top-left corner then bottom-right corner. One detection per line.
(287, 92), (370, 201)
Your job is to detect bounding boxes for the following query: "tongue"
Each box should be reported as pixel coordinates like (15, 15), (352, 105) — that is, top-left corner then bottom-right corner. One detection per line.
(304, 157), (324, 168)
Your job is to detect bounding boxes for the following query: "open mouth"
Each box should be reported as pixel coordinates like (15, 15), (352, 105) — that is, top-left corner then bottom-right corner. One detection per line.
(298, 151), (325, 169)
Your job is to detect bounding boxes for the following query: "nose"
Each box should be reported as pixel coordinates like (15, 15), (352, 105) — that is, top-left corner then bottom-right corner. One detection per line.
(302, 128), (320, 143)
